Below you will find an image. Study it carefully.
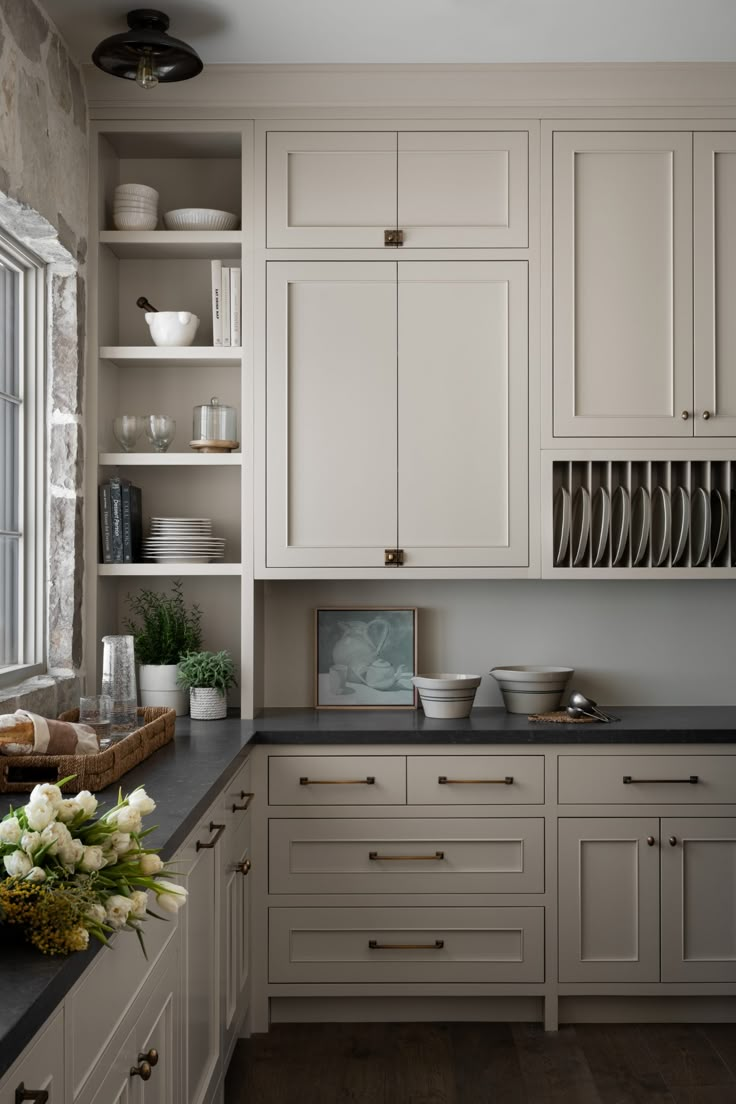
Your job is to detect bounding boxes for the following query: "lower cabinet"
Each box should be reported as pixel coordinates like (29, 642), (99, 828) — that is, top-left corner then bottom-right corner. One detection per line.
(0, 1009), (64, 1104)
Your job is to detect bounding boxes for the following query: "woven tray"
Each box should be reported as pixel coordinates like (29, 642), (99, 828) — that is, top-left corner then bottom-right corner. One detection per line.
(528, 710), (597, 724)
(0, 707), (176, 794)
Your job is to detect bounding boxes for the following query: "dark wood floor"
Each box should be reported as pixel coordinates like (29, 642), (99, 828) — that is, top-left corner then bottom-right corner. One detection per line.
(225, 1022), (736, 1104)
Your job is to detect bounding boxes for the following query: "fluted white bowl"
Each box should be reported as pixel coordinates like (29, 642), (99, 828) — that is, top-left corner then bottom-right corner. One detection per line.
(113, 211), (158, 230)
(163, 208), (239, 231)
(115, 183), (159, 201)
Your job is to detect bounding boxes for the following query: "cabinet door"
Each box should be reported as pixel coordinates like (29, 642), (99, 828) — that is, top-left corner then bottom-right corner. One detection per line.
(266, 132), (396, 247)
(222, 804), (251, 1063)
(137, 947), (179, 1104)
(0, 1010), (64, 1104)
(553, 131), (693, 437)
(558, 818), (660, 983)
(398, 261), (528, 566)
(82, 1023), (139, 1104)
(694, 133), (736, 436)
(398, 131), (528, 247)
(661, 817), (736, 983)
(266, 261), (397, 567)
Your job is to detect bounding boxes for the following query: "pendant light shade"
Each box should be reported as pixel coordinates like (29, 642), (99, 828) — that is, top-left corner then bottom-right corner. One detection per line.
(92, 9), (203, 89)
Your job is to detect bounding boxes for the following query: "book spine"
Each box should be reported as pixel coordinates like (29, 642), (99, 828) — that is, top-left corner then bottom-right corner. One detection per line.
(99, 483), (113, 563)
(211, 259), (223, 346)
(109, 479), (124, 564)
(221, 266), (231, 348)
(121, 480), (132, 563)
(230, 266), (241, 347)
(129, 485), (143, 562)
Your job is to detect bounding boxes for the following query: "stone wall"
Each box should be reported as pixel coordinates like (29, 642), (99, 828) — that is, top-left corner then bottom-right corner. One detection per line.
(0, 0), (87, 714)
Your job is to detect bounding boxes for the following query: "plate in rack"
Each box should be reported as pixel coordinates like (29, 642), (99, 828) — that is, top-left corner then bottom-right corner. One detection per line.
(571, 486), (591, 566)
(611, 486), (630, 566)
(671, 487), (690, 566)
(691, 487), (710, 566)
(651, 486), (671, 567)
(710, 488), (729, 561)
(631, 486), (651, 565)
(591, 486), (611, 566)
(553, 486), (571, 566)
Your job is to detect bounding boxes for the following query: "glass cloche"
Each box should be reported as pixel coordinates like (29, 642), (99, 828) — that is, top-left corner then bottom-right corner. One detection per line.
(190, 396), (239, 453)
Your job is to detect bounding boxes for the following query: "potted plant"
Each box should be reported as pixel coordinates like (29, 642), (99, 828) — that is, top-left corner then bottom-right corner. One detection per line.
(124, 581), (202, 715)
(177, 650), (237, 720)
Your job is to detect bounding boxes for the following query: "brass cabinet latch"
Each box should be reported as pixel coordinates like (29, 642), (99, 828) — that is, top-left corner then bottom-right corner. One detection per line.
(384, 229), (404, 247)
(384, 548), (404, 566)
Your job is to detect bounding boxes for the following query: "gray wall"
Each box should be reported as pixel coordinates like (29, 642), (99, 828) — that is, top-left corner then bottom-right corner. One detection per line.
(263, 580), (736, 707)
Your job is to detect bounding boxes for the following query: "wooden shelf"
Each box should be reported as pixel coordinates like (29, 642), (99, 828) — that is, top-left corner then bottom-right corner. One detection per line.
(98, 563), (242, 577)
(99, 452), (242, 466)
(99, 230), (242, 260)
(99, 346), (242, 367)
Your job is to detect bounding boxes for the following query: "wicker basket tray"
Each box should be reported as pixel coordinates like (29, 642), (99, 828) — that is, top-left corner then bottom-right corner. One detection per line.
(0, 707), (176, 794)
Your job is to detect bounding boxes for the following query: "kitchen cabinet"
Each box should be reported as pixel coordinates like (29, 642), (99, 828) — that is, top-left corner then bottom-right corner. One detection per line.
(0, 1010), (64, 1104)
(266, 130), (528, 248)
(265, 260), (528, 569)
(220, 760), (253, 1066)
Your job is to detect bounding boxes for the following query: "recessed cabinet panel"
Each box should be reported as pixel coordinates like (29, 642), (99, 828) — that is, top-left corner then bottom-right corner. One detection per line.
(407, 755), (544, 804)
(397, 131), (528, 247)
(553, 132), (693, 437)
(269, 755), (407, 806)
(398, 262), (528, 566)
(266, 132), (397, 247)
(694, 135), (736, 436)
(559, 754), (736, 804)
(266, 262), (397, 567)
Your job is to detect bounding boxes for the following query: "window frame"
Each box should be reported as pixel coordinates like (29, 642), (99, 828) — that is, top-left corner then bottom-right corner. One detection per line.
(0, 229), (46, 688)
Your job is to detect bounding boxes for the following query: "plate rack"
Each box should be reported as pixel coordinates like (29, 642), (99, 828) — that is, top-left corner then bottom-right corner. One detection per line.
(551, 458), (736, 571)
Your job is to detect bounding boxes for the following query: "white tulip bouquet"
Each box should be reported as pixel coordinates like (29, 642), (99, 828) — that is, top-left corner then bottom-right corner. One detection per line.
(0, 780), (186, 955)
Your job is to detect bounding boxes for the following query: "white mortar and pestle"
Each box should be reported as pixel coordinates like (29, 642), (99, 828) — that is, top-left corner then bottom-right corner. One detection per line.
(137, 296), (200, 347)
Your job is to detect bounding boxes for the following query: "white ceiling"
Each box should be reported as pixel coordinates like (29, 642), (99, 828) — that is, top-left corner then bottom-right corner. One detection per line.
(40, 0), (736, 65)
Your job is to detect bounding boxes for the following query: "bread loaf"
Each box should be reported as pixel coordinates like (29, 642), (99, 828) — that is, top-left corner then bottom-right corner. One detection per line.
(0, 715), (34, 751)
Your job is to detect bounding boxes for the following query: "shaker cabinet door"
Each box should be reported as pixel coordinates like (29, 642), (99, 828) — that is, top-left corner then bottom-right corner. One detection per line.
(266, 262), (398, 568)
(553, 131), (693, 437)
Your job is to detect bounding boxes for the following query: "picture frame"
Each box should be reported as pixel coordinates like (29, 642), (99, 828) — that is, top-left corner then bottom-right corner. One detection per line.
(314, 606), (418, 710)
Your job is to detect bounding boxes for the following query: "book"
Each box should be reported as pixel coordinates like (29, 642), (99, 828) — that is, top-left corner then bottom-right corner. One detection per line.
(121, 480), (132, 562)
(99, 483), (113, 563)
(211, 259), (223, 346)
(129, 484), (143, 562)
(222, 266), (231, 348)
(109, 478), (124, 563)
(230, 266), (241, 347)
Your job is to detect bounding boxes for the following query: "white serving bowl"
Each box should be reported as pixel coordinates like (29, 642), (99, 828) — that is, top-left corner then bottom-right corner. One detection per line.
(412, 674), (482, 719)
(115, 183), (159, 202)
(145, 310), (200, 347)
(490, 666), (574, 714)
(113, 211), (158, 230)
(163, 207), (239, 231)
(114, 200), (157, 211)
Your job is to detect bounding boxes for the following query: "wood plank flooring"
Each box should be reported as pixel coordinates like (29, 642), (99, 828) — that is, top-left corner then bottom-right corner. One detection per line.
(224, 1023), (736, 1104)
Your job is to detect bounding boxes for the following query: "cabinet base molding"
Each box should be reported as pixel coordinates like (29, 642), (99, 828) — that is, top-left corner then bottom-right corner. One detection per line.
(560, 995), (736, 1024)
(269, 995), (544, 1024)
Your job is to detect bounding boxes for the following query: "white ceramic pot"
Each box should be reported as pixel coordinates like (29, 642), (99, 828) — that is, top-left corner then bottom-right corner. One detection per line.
(412, 674), (482, 719)
(189, 687), (227, 720)
(139, 663), (189, 716)
(145, 311), (200, 347)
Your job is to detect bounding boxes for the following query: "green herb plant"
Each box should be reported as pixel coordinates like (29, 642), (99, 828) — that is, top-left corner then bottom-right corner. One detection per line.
(124, 580), (202, 666)
(177, 650), (238, 693)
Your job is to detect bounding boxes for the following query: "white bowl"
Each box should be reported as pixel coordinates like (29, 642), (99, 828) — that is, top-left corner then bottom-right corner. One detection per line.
(163, 208), (239, 231)
(145, 311), (200, 347)
(412, 674), (482, 719)
(113, 212), (158, 231)
(114, 199), (158, 210)
(115, 183), (159, 201)
(490, 666), (574, 714)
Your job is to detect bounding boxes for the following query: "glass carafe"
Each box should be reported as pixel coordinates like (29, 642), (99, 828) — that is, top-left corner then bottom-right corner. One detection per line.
(100, 635), (138, 736)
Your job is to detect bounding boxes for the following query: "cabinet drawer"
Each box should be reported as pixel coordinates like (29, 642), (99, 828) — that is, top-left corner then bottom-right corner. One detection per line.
(269, 817), (544, 894)
(558, 755), (736, 805)
(269, 906), (544, 983)
(407, 756), (544, 804)
(268, 755), (406, 805)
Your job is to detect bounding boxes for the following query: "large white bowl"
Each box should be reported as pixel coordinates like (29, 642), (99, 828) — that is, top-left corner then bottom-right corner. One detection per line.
(412, 674), (482, 719)
(490, 666), (574, 714)
(163, 208), (239, 231)
(113, 211), (158, 231)
(115, 182), (159, 201)
(145, 311), (200, 347)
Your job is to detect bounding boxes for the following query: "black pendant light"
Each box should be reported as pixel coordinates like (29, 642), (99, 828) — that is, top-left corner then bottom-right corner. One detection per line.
(92, 9), (203, 89)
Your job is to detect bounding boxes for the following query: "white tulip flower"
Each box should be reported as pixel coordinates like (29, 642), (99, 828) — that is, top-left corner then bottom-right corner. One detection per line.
(138, 852), (164, 876)
(59, 837), (84, 866)
(79, 845), (105, 872)
(4, 850), (32, 878)
(105, 894), (133, 929)
(86, 903), (106, 925)
(25, 798), (55, 832)
(0, 817), (22, 845)
(55, 799), (79, 824)
(20, 831), (41, 856)
(128, 787), (156, 815)
(25, 866), (46, 883)
(40, 821), (72, 856)
(154, 879), (188, 914)
(108, 806), (142, 834)
(30, 783), (63, 809)
(108, 831), (132, 854)
(74, 791), (98, 819)
(129, 890), (149, 919)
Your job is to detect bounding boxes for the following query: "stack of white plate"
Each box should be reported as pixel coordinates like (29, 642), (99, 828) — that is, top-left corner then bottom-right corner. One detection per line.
(113, 183), (159, 231)
(143, 517), (226, 563)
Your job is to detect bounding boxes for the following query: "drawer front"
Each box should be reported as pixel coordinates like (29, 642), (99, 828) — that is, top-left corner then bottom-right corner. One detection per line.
(269, 906), (544, 983)
(269, 817), (544, 894)
(558, 755), (736, 805)
(407, 756), (544, 805)
(269, 755), (406, 805)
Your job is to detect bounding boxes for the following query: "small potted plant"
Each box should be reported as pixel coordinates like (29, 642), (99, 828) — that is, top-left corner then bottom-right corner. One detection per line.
(124, 580), (202, 715)
(177, 650), (237, 720)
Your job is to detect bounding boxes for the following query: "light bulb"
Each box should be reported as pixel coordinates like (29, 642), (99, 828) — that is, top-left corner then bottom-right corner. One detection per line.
(135, 49), (159, 90)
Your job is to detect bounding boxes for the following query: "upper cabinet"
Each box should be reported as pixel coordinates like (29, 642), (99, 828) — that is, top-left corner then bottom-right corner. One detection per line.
(266, 130), (528, 248)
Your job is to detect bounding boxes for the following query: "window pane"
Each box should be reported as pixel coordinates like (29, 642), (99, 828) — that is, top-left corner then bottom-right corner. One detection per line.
(0, 397), (19, 532)
(0, 536), (18, 667)
(0, 261), (20, 397)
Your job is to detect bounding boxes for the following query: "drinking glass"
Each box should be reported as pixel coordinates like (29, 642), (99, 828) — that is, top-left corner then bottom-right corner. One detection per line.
(145, 414), (176, 453)
(113, 415), (145, 451)
(78, 694), (113, 748)
(100, 635), (138, 736)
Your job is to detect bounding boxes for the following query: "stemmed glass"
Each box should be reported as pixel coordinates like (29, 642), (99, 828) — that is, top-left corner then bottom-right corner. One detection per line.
(113, 415), (145, 451)
(146, 414), (176, 453)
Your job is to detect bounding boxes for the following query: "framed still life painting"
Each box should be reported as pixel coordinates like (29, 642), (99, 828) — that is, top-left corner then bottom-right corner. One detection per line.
(314, 607), (418, 710)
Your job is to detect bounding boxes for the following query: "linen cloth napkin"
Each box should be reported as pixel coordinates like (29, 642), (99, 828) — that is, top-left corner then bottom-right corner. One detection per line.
(0, 710), (99, 756)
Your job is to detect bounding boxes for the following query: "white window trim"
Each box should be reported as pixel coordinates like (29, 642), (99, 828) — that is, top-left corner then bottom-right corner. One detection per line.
(0, 229), (46, 689)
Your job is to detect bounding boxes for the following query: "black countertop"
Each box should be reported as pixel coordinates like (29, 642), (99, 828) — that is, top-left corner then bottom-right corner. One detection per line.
(2, 705), (736, 1078)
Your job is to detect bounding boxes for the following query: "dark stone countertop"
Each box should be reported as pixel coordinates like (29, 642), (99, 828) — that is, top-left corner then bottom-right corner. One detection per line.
(2, 704), (736, 1078)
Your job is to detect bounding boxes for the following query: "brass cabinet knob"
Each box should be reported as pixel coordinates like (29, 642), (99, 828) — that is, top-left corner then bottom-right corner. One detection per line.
(139, 1049), (158, 1067)
(681, 410), (689, 420)
(236, 858), (252, 876)
(130, 1060), (152, 1081)
(669, 836), (678, 846)
(703, 410), (711, 420)
(646, 836), (656, 846)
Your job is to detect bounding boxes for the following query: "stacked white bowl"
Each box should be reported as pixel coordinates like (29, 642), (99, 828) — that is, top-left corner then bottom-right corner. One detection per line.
(490, 666), (574, 714)
(412, 674), (482, 719)
(113, 183), (159, 231)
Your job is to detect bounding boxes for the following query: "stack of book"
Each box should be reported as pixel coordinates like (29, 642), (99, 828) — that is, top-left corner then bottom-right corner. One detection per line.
(211, 260), (241, 347)
(99, 478), (143, 564)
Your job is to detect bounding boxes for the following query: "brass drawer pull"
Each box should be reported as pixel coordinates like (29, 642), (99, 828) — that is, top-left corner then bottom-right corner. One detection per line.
(130, 1061), (152, 1081)
(299, 776), (375, 785)
(438, 776), (514, 785)
(369, 939), (444, 950)
(369, 851), (445, 861)
(196, 821), (226, 850)
(623, 775), (699, 785)
(139, 1049), (158, 1067)
(233, 791), (254, 811)
(15, 1087), (49, 1104)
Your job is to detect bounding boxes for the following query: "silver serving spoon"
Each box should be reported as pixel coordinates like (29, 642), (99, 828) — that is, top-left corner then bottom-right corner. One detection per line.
(568, 691), (618, 722)
(566, 704), (603, 722)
